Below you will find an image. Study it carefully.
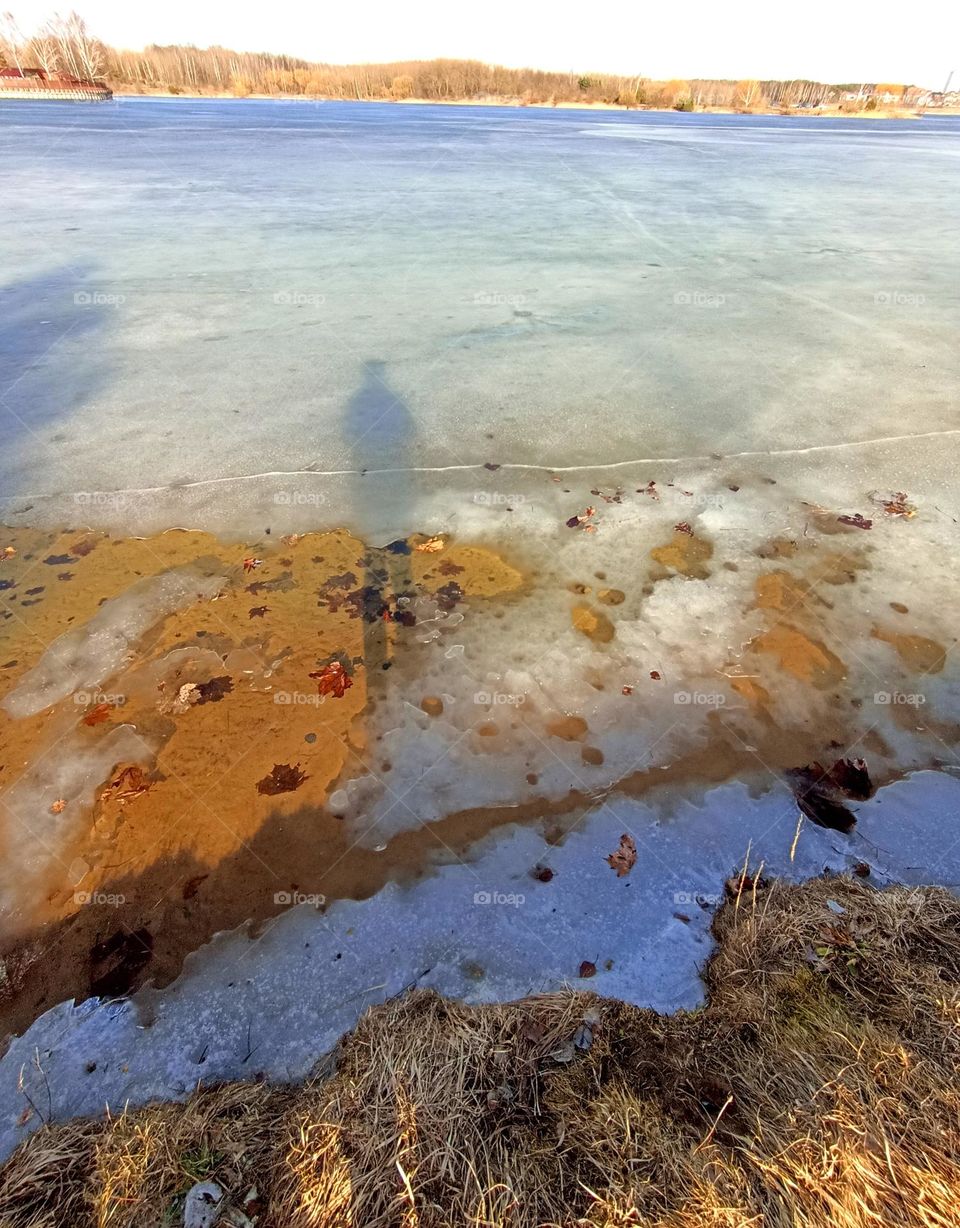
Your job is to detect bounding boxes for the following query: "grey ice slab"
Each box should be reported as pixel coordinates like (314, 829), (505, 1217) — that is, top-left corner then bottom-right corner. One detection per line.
(2, 769), (960, 1161)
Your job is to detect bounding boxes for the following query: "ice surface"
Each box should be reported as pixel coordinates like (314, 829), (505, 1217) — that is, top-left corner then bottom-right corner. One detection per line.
(0, 102), (958, 539)
(2, 568), (226, 718)
(324, 468), (960, 846)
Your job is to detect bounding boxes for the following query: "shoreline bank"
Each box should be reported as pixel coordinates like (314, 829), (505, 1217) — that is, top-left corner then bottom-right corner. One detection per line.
(2, 874), (959, 1225)
(98, 89), (960, 118)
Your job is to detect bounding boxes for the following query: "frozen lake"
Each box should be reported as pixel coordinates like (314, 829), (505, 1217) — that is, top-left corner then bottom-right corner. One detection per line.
(0, 100), (958, 536)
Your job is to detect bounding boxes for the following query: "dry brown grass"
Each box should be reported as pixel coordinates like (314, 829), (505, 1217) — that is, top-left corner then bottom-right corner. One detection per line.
(2, 874), (959, 1227)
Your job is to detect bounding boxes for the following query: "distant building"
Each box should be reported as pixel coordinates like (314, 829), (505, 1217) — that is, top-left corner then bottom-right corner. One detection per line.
(0, 66), (112, 101)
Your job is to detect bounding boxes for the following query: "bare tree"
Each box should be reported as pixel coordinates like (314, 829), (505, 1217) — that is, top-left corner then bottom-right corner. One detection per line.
(46, 10), (102, 80)
(0, 11), (25, 72)
(734, 79), (765, 110)
(31, 20), (61, 74)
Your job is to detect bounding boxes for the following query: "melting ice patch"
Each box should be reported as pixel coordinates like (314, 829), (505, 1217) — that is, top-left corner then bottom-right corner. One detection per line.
(328, 475), (959, 846)
(0, 725), (151, 913)
(2, 568), (226, 718)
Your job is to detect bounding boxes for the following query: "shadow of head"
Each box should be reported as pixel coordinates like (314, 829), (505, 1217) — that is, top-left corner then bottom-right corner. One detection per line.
(343, 360), (416, 466)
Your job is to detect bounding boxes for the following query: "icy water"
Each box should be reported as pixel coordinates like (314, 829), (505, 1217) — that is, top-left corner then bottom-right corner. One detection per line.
(1, 100), (960, 1153)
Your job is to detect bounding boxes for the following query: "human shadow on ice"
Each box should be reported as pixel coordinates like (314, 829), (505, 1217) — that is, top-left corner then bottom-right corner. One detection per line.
(341, 359), (418, 676)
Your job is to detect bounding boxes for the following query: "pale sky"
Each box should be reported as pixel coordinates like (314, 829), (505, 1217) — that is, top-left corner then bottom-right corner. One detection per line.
(9, 0), (959, 89)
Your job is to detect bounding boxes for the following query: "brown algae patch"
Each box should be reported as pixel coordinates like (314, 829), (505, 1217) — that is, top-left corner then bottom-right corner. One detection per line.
(753, 571), (824, 614)
(412, 544), (523, 599)
(728, 674), (772, 710)
(872, 627), (947, 675)
(751, 625), (847, 689)
(0, 526), (531, 1027)
(545, 714), (589, 742)
(649, 529), (712, 579)
(571, 604), (615, 643)
(597, 588), (625, 606)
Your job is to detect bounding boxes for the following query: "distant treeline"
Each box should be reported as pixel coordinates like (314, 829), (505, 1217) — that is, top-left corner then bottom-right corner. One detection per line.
(107, 52), (857, 109)
(0, 11), (922, 109)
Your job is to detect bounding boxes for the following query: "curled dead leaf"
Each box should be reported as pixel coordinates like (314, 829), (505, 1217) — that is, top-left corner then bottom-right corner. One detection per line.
(607, 833), (637, 877)
(414, 536), (444, 553)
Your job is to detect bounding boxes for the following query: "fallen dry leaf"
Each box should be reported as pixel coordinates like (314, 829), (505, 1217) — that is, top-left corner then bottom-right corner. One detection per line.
(82, 702), (114, 727)
(196, 676), (233, 704)
(50, 798), (66, 814)
(105, 765), (152, 801)
(256, 763), (308, 796)
(567, 506), (599, 531)
(309, 660), (353, 699)
(578, 960), (597, 979)
(870, 489), (917, 519)
(2, 546), (16, 560)
(829, 757), (872, 800)
(249, 605), (269, 619)
(243, 557), (263, 572)
(171, 682), (201, 714)
(607, 833), (637, 877)
(414, 536), (445, 553)
(837, 513), (872, 530)
(674, 521), (693, 536)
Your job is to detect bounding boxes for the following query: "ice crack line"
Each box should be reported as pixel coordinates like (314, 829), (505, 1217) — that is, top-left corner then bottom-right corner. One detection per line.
(4, 428), (960, 503)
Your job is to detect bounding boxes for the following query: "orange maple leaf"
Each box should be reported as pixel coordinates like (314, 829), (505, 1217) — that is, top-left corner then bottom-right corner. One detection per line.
(309, 661), (354, 699)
